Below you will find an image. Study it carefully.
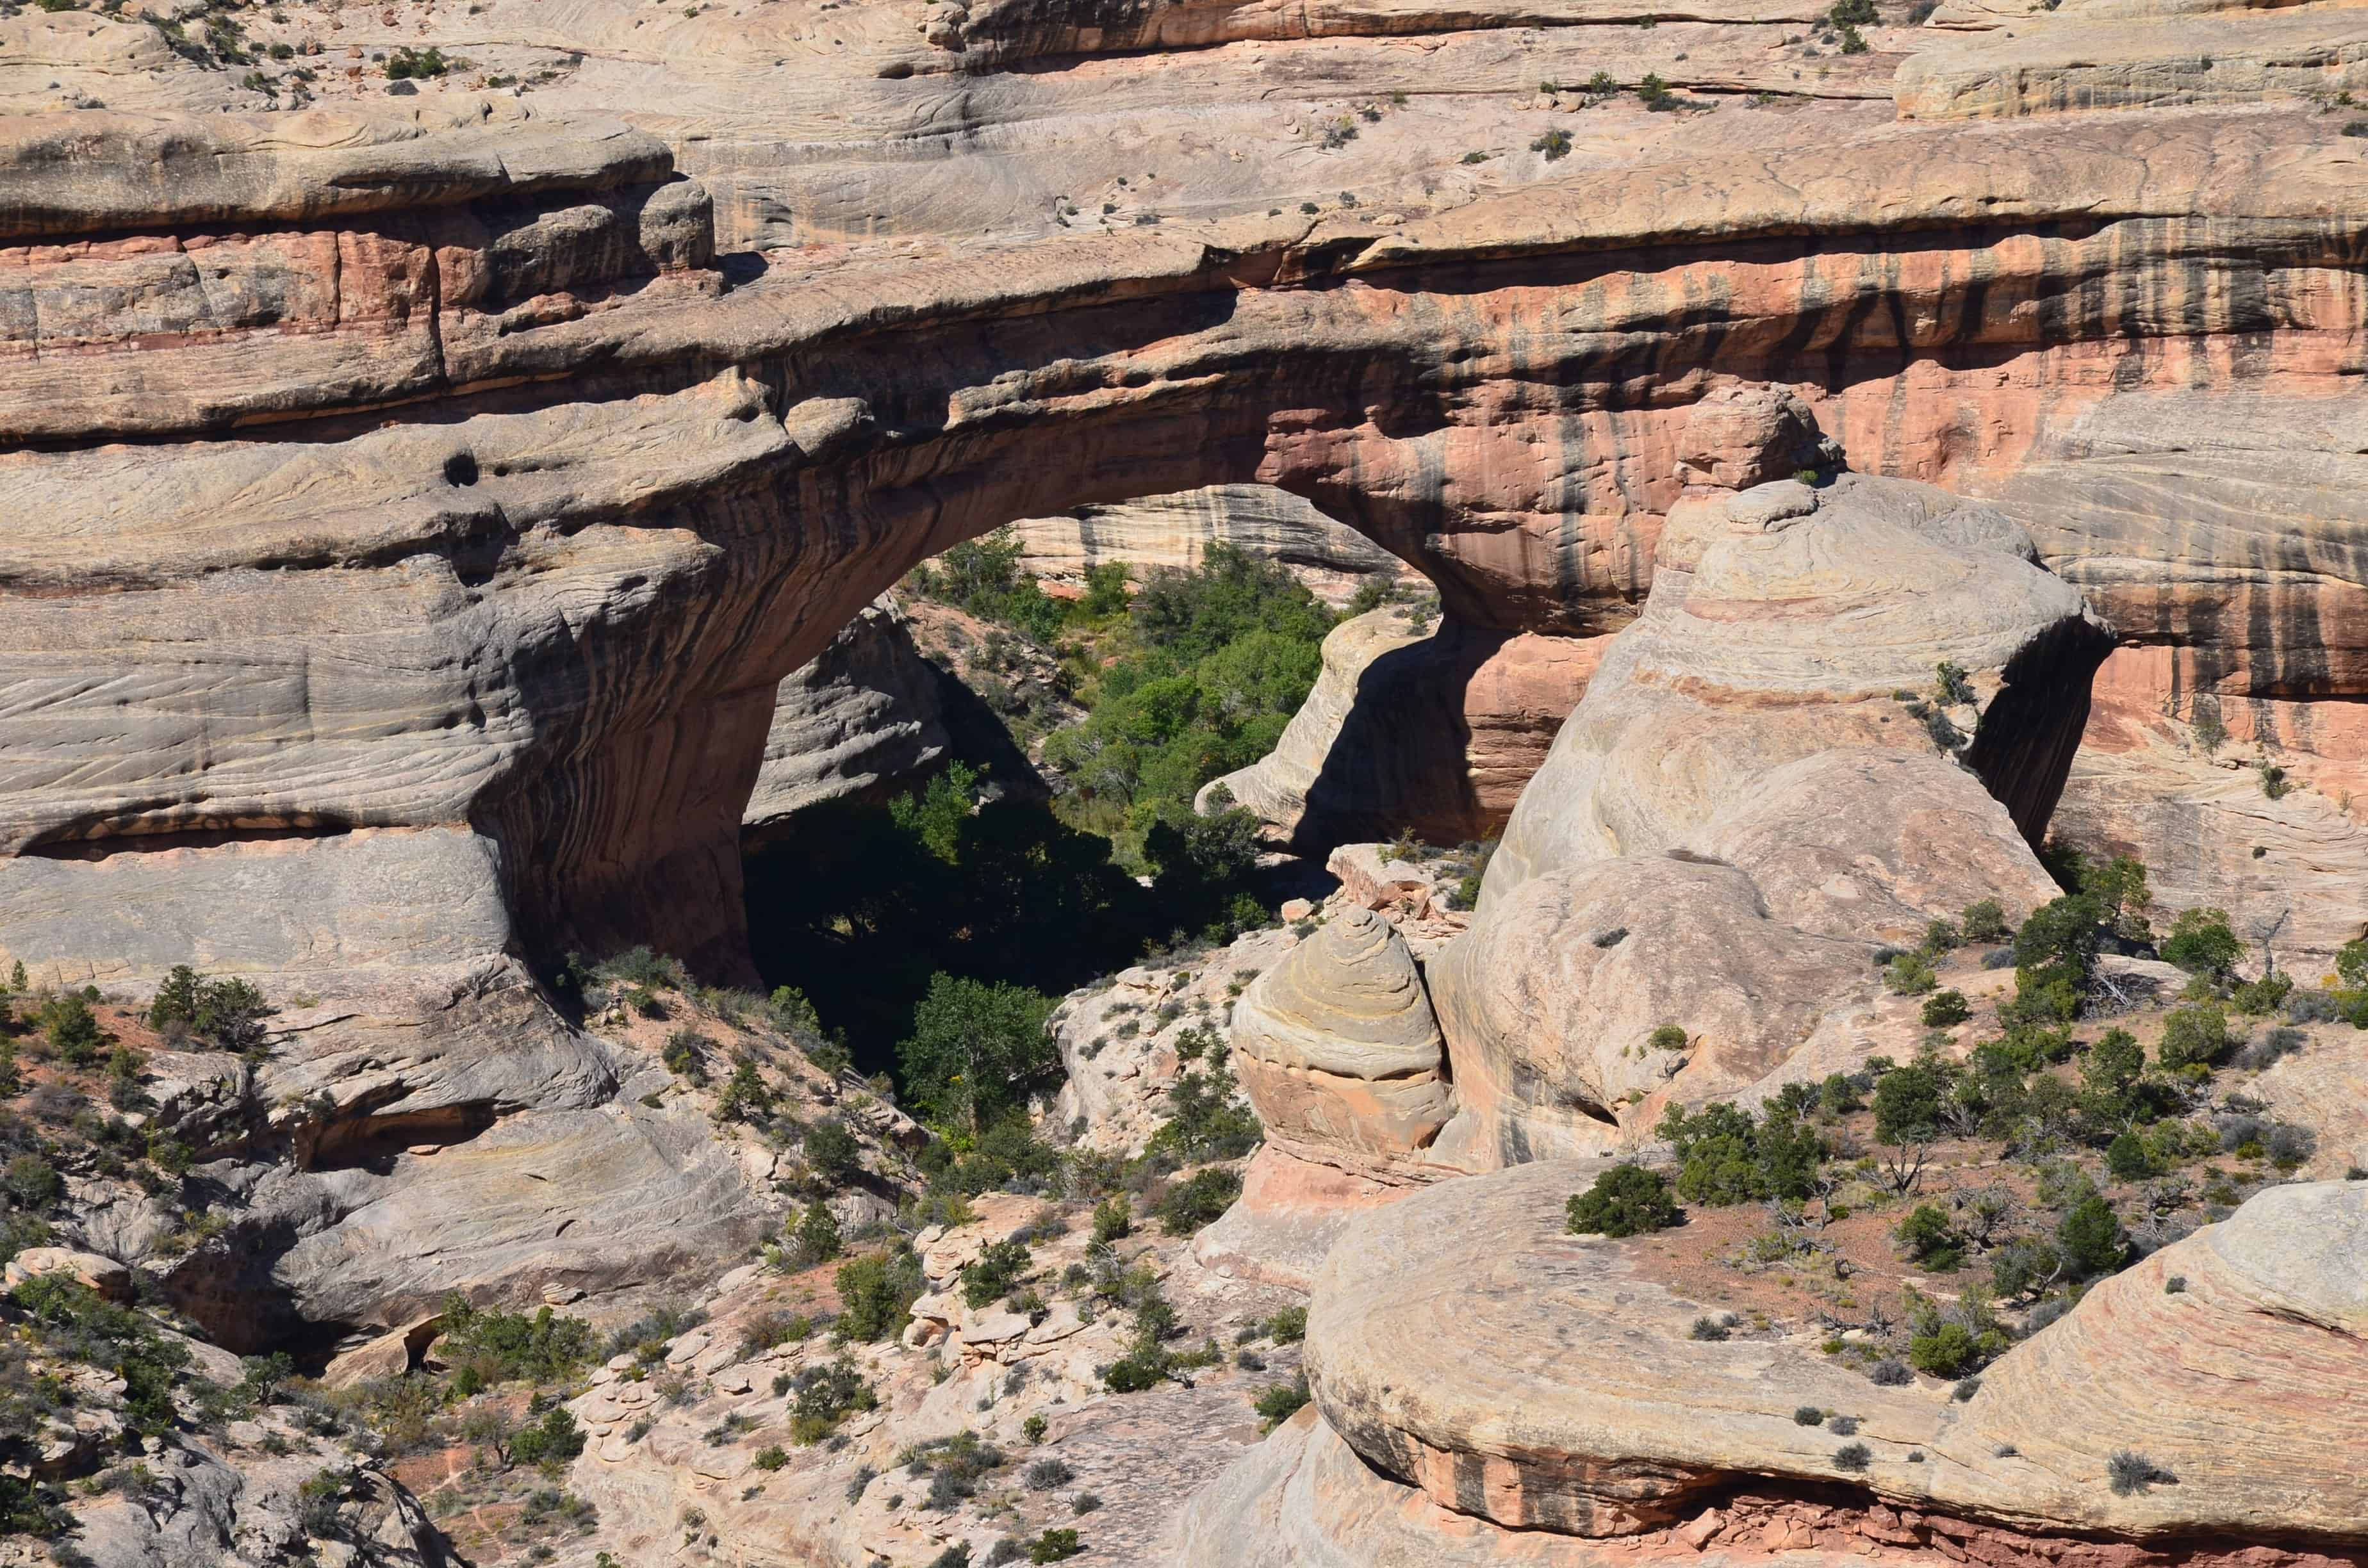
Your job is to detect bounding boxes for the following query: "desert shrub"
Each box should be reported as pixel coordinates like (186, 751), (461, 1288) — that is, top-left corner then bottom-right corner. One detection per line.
(907, 1430), (1005, 1508)
(662, 1029), (708, 1082)
(1028, 1529), (1085, 1564)
(384, 44), (448, 77)
(147, 967), (275, 1054)
(2104, 1131), (2155, 1182)
(604, 1305), (705, 1363)
(1647, 1024), (1688, 1052)
(1090, 1194), (1131, 1245)
(1146, 1060), (1262, 1163)
(1868, 1359), (1913, 1386)
(1894, 1204), (1963, 1270)
(1689, 1316), (1731, 1342)
(788, 1201), (843, 1266)
(2264, 1122), (2317, 1170)
(1920, 990), (1971, 1028)
(713, 1059), (773, 1123)
(437, 1298), (596, 1387)
(2009, 890), (2116, 1019)
(802, 1118), (864, 1186)
(1659, 1101), (1825, 1205)
(2160, 908), (2242, 981)
(2229, 972), (2292, 1016)
(1907, 1322), (1980, 1376)
(1884, 954), (1938, 996)
(2157, 1004), (2231, 1075)
(1155, 1167), (1242, 1235)
(962, 1240), (1033, 1309)
(1566, 1164), (1682, 1237)
(1023, 1457), (1075, 1490)
(1253, 1373), (1310, 1432)
(1834, 1442), (1872, 1472)
(2056, 1195), (2127, 1279)
(789, 1360), (877, 1443)
(736, 1312), (813, 1360)
(3, 1155), (63, 1212)
(836, 1247), (927, 1341)
(35, 992), (105, 1066)
(511, 1407), (587, 1468)
(1794, 1406), (1825, 1426)
(1961, 899), (2010, 943)
(1531, 128), (1573, 159)
(1263, 1305), (1307, 1344)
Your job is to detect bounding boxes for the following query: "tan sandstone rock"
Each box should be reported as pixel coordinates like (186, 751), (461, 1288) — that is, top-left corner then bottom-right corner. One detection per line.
(1229, 906), (1452, 1173)
(1169, 1161), (2368, 1563)
(3, 1246), (133, 1301)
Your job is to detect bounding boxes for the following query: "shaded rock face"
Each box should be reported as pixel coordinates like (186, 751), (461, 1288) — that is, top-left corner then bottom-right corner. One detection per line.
(1229, 906), (1453, 1173)
(1993, 391), (2368, 962)
(743, 596), (949, 841)
(1203, 608), (1605, 853)
(1169, 1164), (2368, 1567)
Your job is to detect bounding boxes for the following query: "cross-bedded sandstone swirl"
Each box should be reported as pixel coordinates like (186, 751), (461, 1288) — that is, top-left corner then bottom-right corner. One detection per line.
(1229, 906), (1455, 1171)
(1196, 1161), (2368, 1561)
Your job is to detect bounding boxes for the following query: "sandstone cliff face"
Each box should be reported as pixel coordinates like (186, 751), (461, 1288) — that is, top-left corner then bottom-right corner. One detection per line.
(9, 104), (2368, 995)
(1011, 485), (1418, 606)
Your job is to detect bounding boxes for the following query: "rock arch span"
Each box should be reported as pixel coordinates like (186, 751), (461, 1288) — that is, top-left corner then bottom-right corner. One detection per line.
(1, 107), (2364, 993)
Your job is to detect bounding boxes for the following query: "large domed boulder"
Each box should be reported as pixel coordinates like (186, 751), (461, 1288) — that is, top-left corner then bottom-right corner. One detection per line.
(1481, 474), (2112, 911)
(1422, 475), (2093, 1162)
(1170, 1165), (2368, 1565)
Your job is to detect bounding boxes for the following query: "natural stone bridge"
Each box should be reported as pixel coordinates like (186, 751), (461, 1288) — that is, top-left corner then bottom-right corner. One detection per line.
(4, 106), (2364, 994)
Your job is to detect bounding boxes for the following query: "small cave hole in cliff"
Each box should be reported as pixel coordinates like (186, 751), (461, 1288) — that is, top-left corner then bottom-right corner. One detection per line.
(738, 513), (1390, 1093)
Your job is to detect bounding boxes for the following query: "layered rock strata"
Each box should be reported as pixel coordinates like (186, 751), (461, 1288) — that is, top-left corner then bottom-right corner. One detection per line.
(7, 106), (2366, 991)
(1010, 485), (1419, 607)
(1228, 906), (1454, 1173)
